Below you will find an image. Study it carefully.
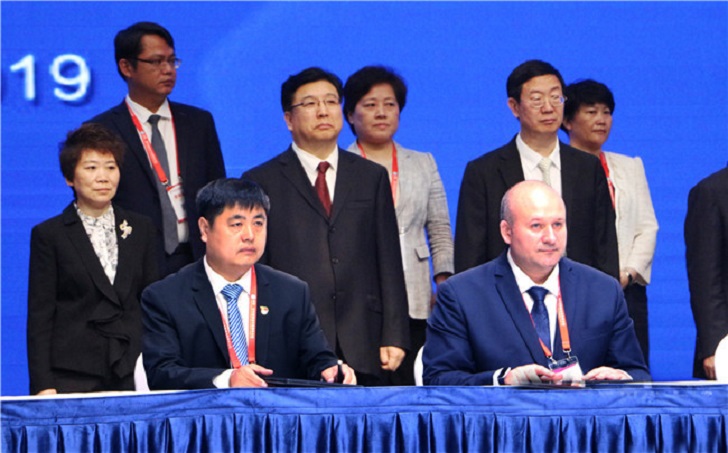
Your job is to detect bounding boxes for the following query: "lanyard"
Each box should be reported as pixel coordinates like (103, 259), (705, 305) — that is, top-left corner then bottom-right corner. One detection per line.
(528, 281), (572, 360)
(599, 152), (616, 209)
(125, 101), (180, 186)
(219, 267), (258, 367)
(357, 142), (398, 206)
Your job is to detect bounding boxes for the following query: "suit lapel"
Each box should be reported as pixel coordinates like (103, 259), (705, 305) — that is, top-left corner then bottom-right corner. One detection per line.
(330, 148), (357, 224)
(252, 264), (271, 365)
(498, 138), (526, 188)
(191, 261), (229, 359)
(62, 204), (120, 306)
(112, 206), (134, 300)
(393, 144), (411, 218)
(110, 101), (159, 190)
(558, 142), (575, 215)
(557, 258), (579, 350)
(278, 148), (331, 221)
(169, 102), (189, 183)
(494, 254), (549, 365)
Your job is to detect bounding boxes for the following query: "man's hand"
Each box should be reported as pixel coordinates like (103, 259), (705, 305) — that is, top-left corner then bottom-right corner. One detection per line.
(37, 388), (58, 396)
(321, 363), (357, 384)
(380, 346), (405, 371)
(583, 366), (632, 381)
(229, 364), (274, 388)
(703, 356), (716, 380)
(504, 364), (561, 385)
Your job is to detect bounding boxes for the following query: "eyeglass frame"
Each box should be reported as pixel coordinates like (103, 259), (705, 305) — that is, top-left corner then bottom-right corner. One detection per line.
(132, 56), (182, 69)
(523, 94), (567, 110)
(289, 96), (341, 112)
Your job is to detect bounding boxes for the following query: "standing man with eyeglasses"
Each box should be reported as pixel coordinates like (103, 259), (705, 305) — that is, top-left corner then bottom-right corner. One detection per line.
(243, 67), (410, 386)
(454, 60), (618, 280)
(88, 22), (225, 277)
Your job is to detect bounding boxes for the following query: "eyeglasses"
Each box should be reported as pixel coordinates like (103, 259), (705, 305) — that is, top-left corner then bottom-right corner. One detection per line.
(133, 57), (182, 69)
(290, 96), (341, 111)
(526, 94), (566, 109)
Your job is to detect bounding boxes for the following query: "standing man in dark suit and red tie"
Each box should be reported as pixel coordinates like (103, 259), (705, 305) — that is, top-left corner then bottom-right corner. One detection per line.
(243, 67), (410, 386)
(424, 181), (650, 386)
(454, 60), (618, 279)
(88, 21), (225, 277)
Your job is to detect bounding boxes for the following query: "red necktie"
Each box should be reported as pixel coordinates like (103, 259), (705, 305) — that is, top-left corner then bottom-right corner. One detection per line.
(315, 161), (332, 216)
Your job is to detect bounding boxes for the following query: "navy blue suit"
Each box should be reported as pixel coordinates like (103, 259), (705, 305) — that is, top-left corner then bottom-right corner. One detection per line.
(141, 260), (338, 390)
(423, 253), (650, 385)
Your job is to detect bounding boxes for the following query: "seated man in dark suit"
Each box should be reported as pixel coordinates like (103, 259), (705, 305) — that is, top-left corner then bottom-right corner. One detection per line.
(424, 180), (649, 386)
(142, 178), (356, 389)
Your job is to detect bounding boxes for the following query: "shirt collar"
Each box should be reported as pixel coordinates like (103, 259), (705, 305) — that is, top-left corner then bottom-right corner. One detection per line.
(291, 141), (339, 173)
(516, 133), (561, 172)
(75, 203), (115, 229)
(125, 95), (171, 123)
(507, 248), (561, 296)
(203, 256), (252, 296)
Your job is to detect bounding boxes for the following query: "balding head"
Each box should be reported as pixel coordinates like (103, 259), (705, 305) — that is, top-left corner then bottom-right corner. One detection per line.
(500, 181), (567, 283)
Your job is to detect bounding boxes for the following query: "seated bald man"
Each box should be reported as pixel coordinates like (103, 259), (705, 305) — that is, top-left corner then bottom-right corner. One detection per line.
(423, 180), (649, 386)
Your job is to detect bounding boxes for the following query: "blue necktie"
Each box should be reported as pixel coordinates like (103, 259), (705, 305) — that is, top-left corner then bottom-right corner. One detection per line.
(527, 286), (551, 348)
(221, 284), (249, 365)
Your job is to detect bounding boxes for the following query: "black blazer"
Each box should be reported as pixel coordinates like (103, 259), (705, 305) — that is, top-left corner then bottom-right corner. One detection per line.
(454, 137), (619, 278)
(87, 100), (226, 270)
(685, 167), (728, 378)
(141, 261), (338, 390)
(27, 204), (158, 394)
(243, 148), (410, 376)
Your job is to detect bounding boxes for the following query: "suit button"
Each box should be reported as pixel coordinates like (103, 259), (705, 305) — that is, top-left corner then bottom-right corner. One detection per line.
(329, 227), (336, 234)
(331, 258), (339, 264)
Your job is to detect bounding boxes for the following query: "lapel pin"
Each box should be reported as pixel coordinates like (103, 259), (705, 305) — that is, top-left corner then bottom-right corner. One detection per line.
(260, 306), (269, 315)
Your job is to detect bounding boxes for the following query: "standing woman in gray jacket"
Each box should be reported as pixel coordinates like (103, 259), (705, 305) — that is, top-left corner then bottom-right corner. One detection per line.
(344, 66), (454, 385)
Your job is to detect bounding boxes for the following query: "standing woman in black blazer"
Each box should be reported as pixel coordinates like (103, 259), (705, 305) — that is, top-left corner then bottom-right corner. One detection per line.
(27, 123), (159, 394)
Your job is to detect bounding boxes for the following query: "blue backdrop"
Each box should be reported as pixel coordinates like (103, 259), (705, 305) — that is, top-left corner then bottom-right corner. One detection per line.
(2, 2), (727, 396)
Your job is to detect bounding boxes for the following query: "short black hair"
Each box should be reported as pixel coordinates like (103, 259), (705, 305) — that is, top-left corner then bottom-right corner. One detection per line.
(562, 79), (616, 132)
(343, 65), (408, 135)
(280, 67), (343, 112)
(59, 123), (125, 183)
(114, 21), (175, 81)
(506, 59), (565, 101)
(196, 178), (271, 226)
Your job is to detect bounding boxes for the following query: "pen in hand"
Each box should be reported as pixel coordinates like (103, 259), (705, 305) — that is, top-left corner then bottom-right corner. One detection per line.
(336, 359), (344, 383)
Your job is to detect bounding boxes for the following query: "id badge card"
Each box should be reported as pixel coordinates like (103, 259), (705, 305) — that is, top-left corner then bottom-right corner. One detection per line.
(548, 355), (584, 382)
(166, 183), (187, 223)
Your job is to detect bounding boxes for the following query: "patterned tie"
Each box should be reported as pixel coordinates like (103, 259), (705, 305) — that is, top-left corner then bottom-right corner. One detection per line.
(537, 157), (552, 187)
(148, 114), (179, 255)
(221, 284), (249, 365)
(315, 161), (332, 216)
(527, 286), (551, 348)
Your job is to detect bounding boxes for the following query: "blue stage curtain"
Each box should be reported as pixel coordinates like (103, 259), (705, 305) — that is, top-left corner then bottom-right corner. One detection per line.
(3, 385), (727, 452)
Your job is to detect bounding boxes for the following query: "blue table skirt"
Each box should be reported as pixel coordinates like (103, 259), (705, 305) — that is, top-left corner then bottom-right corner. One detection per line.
(3, 384), (727, 452)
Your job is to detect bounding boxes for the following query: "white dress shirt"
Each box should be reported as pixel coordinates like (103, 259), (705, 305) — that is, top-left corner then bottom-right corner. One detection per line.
(516, 133), (563, 196)
(291, 141), (338, 201)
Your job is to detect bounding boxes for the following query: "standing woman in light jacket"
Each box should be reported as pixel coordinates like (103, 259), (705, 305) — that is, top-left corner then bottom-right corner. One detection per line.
(27, 123), (159, 394)
(344, 66), (454, 385)
(562, 79), (658, 365)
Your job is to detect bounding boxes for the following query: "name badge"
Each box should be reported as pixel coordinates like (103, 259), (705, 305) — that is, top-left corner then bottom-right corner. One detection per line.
(548, 355), (584, 384)
(166, 183), (187, 224)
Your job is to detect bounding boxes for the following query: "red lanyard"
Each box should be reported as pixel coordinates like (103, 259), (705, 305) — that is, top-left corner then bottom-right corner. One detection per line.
(219, 267), (258, 367)
(126, 101), (180, 186)
(599, 152), (616, 209)
(527, 281), (572, 360)
(357, 142), (398, 206)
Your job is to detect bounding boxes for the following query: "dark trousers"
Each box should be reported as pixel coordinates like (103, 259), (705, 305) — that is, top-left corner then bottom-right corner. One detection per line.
(389, 317), (427, 386)
(625, 284), (649, 366)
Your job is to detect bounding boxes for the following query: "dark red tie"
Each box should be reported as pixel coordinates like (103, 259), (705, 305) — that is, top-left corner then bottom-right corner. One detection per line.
(315, 161), (332, 216)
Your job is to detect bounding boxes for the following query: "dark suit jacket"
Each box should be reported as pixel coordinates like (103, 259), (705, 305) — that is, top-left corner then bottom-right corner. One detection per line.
(685, 167), (728, 378)
(27, 204), (158, 394)
(423, 253), (650, 385)
(454, 137), (619, 278)
(87, 100), (226, 271)
(141, 261), (338, 390)
(243, 147), (410, 376)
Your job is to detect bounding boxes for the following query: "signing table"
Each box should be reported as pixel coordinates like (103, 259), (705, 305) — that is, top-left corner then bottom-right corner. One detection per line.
(2, 383), (727, 452)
